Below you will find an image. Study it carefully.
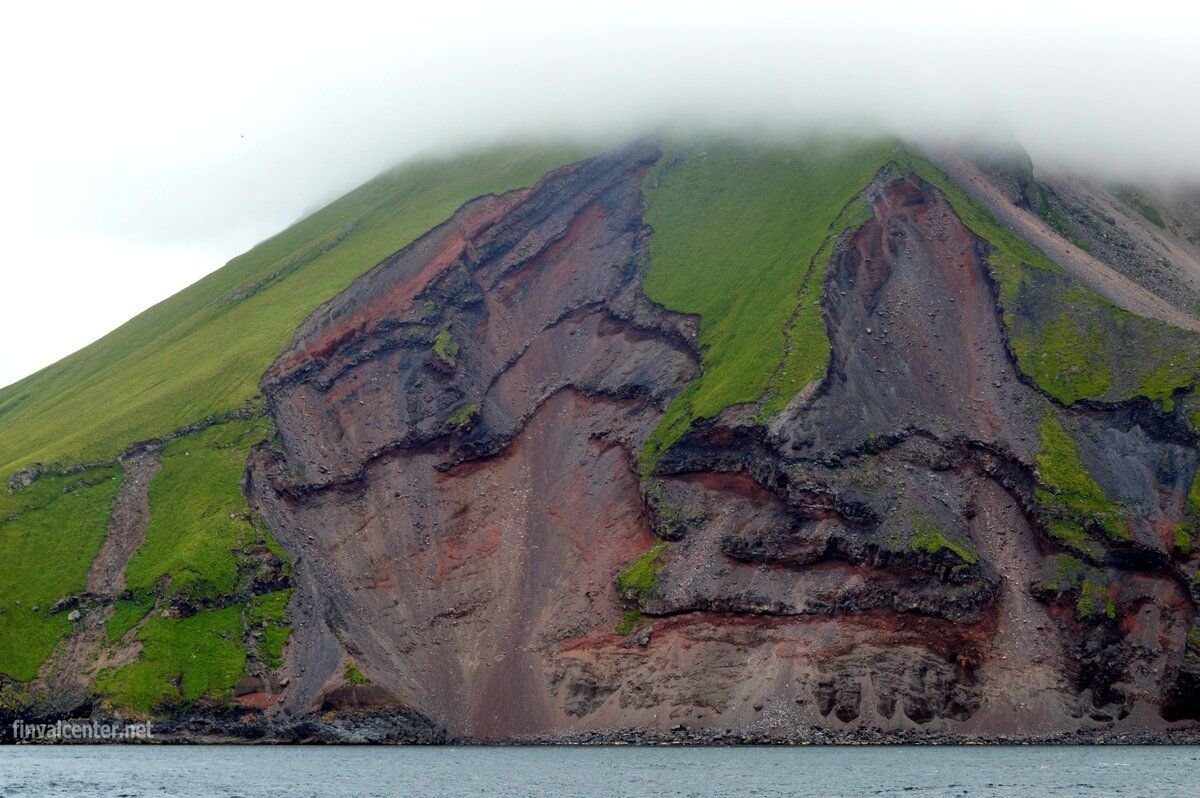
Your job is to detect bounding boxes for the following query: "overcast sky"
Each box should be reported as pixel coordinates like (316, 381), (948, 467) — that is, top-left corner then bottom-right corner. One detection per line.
(2, 0), (1198, 389)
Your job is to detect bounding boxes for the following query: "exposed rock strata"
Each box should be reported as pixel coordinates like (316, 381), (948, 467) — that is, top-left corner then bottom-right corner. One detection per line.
(248, 151), (1200, 740)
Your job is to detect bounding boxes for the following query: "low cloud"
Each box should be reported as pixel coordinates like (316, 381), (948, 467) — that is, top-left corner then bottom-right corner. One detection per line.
(1, 1), (1198, 386)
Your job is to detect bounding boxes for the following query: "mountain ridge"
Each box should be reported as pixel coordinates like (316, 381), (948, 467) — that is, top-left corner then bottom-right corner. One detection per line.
(0, 144), (589, 477)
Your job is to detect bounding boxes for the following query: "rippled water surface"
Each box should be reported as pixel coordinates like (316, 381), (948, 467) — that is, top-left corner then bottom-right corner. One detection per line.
(1, 745), (1196, 797)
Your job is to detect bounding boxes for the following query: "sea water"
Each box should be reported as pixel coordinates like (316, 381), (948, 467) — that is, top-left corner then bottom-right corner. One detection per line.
(1, 744), (1196, 797)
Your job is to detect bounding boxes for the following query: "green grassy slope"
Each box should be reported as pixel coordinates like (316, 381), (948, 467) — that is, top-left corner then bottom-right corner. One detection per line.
(124, 419), (275, 600)
(0, 466), (122, 679)
(639, 139), (899, 470)
(0, 415), (292, 696)
(638, 139), (1200, 473)
(0, 145), (587, 479)
(91, 417), (292, 711)
(95, 605), (248, 713)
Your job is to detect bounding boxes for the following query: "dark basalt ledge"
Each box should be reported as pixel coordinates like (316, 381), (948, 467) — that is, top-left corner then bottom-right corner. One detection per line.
(231, 151), (1200, 743)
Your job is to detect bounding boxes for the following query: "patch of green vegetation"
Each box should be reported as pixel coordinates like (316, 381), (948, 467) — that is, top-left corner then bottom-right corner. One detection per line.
(247, 589), (292, 670)
(1045, 519), (1093, 554)
(1028, 280), (1197, 409)
(1036, 185), (1076, 238)
(432, 329), (459, 368)
(124, 419), (273, 600)
(447, 402), (479, 429)
(1188, 470), (1200, 518)
(95, 606), (246, 713)
(615, 542), (668, 599)
(615, 610), (644, 636)
(1035, 414), (1127, 547)
(1177, 472), (1200, 556)
(1021, 298), (1113, 404)
(1036, 555), (1114, 622)
(1128, 361), (1194, 413)
(1043, 554), (1086, 593)
(1123, 194), (1167, 229)
(1189, 626), (1200, 654)
(1076, 573), (1114, 621)
(1024, 288), (1199, 407)
(343, 661), (371, 686)
(644, 480), (682, 538)
(759, 192), (874, 418)
(910, 515), (979, 564)
(0, 465), (122, 680)
(639, 139), (899, 473)
(1175, 525), (1195, 555)
(0, 683), (34, 715)
(0, 145), (589, 481)
(106, 595), (155, 644)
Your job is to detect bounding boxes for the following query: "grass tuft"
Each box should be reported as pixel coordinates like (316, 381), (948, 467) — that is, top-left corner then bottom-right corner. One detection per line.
(432, 329), (459, 368)
(910, 515), (979, 564)
(1175, 526), (1195, 555)
(447, 402), (479, 430)
(106, 596), (155, 644)
(615, 610), (644, 636)
(343, 661), (371, 686)
(615, 543), (668, 600)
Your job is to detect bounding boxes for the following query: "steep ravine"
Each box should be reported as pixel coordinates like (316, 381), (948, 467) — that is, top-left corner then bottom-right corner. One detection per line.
(239, 148), (1200, 741)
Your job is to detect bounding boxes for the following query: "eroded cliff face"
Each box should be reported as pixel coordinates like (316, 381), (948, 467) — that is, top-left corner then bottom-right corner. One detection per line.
(248, 144), (702, 738)
(247, 148), (1200, 741)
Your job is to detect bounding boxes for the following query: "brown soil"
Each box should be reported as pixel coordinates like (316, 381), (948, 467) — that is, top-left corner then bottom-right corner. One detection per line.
(87, 445), (161, 595)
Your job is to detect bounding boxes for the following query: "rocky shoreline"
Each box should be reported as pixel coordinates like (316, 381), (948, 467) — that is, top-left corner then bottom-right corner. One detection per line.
(501, 726), (1200, 747)
(8, 707), (1200, 745)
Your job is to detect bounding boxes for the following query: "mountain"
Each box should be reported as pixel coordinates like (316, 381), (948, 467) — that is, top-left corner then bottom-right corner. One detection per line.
(3, 136), (1200, 743)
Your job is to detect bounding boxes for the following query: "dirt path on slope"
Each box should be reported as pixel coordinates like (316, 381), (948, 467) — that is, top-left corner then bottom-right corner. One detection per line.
(86, 446), (161, 595)
(925, 148), (1200, 333)
(38, 447), (161, 710)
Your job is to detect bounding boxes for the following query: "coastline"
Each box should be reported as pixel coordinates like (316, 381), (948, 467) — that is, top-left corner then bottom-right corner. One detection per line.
(7, 708), (1200, 745)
